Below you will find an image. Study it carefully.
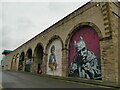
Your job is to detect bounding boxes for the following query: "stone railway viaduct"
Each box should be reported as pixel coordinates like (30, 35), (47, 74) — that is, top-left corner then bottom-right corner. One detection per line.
(3, 1), (120, 86)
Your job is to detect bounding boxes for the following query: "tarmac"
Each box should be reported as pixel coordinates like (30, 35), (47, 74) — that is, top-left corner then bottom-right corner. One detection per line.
(1, 70), (120, 89)
(39, 73), (120, 89)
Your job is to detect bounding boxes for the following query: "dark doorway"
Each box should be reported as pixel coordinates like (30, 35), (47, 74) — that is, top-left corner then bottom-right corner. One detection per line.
(19, 52), (25, 71)
(25, 49), (32, 72)
(34, 44), (43, 74)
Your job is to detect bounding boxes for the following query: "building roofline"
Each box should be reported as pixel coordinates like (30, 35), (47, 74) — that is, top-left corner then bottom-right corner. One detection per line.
(2, 50), (12, 55)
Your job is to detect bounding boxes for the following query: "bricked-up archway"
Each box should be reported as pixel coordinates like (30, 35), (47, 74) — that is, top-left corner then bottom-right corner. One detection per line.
(25, 49), (32, 72)
(45, 35), (63, 76)
(18, 52), (25, 71)
(65, 23), (103, 80)
(33, 43), (43, 73)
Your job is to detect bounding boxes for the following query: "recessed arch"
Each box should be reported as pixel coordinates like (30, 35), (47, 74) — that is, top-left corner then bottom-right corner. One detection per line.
(26, 48), (32, 59)
(18, 52), (25, 71)
(11, 55), (15, 70)
(65, 22), (103, 48)
(45, 35), (63, 76)
(33, 43), (44, 73)
(25, 48), (32, 72)
(15, 53), (19, 63)
(66, 22), (102, 80)
(15, 53), (19, 71)
(45, 35), (64, 53)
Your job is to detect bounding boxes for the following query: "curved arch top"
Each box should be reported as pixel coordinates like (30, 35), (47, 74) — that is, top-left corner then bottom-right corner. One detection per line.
(65, 22), (103, 48)
(26, 48), (32, 58)
(34, 43), (44, 50)
(33, 43), (44, 57)
(45, 35), (64, 54)
(19, 52), (25, 60)
(15, 53), (19, 62)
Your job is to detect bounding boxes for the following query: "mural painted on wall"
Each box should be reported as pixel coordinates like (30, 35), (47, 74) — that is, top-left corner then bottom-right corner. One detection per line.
(48, 45), (57, 71)
(47, 39), (62, 76)
(68, 26), (102, 80)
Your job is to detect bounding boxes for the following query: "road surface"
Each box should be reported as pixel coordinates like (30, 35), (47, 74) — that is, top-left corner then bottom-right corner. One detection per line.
(2, 71), (114, 89)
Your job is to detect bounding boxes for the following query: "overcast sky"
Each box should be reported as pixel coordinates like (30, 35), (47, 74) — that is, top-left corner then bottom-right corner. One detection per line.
(0, 0), (92, 61)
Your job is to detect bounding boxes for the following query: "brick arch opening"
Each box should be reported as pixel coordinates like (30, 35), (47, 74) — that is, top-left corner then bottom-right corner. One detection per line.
(26, 49), (32, 59)
(11, 55), (15, 70)
(25, 49), (32, 72)
(45, 35), (64, 52)
(45, 35), (63, 76)
(65, 23), (102, 80)
(18, 52), (25, 71)
(15, 53), (19, 71)
(33, 43), (44, 74)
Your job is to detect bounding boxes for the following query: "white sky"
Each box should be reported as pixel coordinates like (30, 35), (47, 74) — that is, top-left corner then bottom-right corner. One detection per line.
(0, 0), (119, 62)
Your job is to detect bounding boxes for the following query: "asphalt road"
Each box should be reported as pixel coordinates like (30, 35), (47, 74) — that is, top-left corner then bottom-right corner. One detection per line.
(2, 71), (115, 89)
